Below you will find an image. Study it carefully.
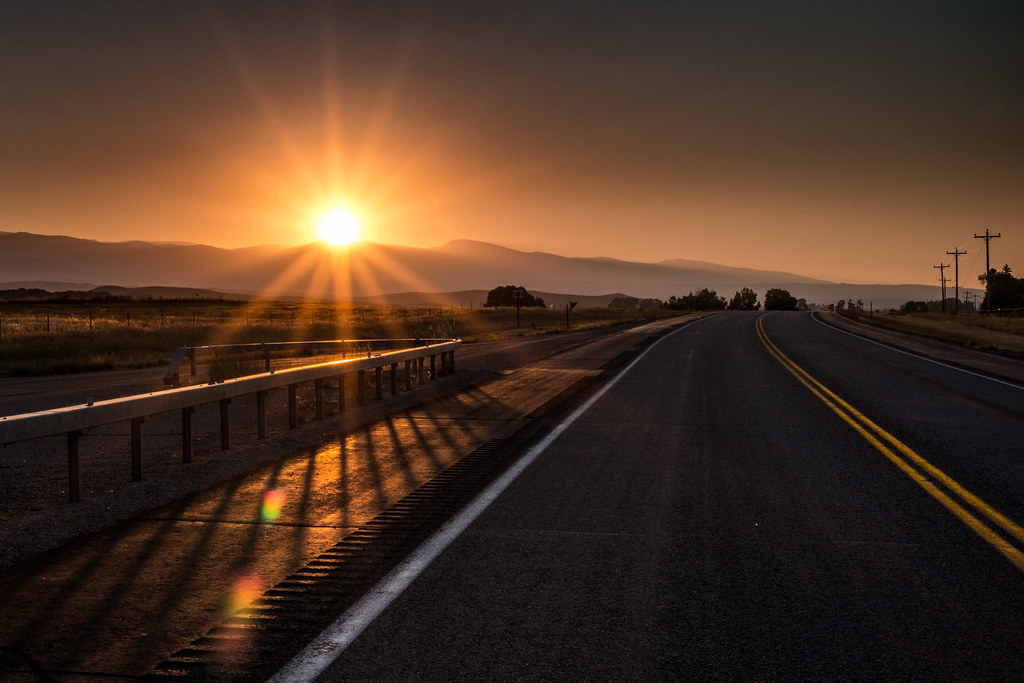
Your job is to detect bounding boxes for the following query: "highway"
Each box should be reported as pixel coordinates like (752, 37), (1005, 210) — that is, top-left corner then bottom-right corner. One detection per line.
(2, 311), (1023, 681)
(288, 311), (1024, 680)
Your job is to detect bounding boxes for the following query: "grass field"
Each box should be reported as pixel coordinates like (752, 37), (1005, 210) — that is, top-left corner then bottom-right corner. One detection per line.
(841, 310), (1024, 353)
(0, 297), (673, 377)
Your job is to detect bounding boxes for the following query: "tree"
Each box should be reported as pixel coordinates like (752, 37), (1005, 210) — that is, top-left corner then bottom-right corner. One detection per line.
(664, 288), (726, 311)
(483, 285), (545, 308)
(764, 288), (799, 311)
(727, 287), (760, 310)
(978, 264), (1024, 311)
(902, 301), (929, 313)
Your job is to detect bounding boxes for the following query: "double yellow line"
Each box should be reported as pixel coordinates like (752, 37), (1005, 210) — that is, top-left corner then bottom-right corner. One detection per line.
(756, 314), (1024, 573)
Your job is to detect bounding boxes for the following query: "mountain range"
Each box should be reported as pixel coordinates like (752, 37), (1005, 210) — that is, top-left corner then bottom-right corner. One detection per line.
(0, 231), (958, 309)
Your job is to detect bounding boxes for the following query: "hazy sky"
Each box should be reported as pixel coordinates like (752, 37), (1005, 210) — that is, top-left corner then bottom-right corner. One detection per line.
(2, 1), (1021, 285)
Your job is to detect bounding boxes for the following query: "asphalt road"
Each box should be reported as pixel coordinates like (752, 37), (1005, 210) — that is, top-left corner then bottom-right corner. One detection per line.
(304, 311), (1024, 681)
(0, 317), (684, 680)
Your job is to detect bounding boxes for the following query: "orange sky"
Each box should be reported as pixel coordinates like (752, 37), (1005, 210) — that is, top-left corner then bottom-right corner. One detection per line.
(1, 1), (1021, 286)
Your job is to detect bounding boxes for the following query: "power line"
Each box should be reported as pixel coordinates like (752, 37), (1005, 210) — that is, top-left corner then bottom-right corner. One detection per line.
(946, 248), (967, 315)
(974, 229), (1002, 313)
(933, 263), (949, 314)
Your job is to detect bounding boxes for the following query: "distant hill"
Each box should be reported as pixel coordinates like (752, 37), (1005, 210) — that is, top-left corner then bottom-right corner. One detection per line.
(0, 231), (971, 308)
(350, 290), (629, 309)
(0, 280), (102, 292)
(89, 285), (250, 300)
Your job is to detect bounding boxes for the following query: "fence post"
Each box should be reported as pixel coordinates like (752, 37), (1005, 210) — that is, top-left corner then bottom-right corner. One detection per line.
(182, 406), (194, 463)
(430, 354), (436, 380)
(404, 360), (412, 391)
(131, 417), (144, 481)
(375, 366), (384, 400)
(337, 375), (347, 412)
(357, 370), (366, 405)
(390, 363), (399, 395)
(68, 430), (81, 503)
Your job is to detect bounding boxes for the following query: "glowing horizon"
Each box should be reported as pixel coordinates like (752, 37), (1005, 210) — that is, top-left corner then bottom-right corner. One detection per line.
(0, 4), (1019, 287)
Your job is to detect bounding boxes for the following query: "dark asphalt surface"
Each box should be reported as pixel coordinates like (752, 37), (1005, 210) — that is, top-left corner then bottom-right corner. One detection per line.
(314, 311), (1024, 681)
(0, 318), (683, 680)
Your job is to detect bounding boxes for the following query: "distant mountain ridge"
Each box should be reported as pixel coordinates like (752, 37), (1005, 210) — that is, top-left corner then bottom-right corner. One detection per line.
(0, 231), (961, 308)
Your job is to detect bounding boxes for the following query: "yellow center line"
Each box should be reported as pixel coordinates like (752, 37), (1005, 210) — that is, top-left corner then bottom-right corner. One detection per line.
(755, 314), (1024, 573)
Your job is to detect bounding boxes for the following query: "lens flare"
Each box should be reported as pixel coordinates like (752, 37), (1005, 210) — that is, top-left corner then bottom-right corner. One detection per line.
(218, 571), (264, 662)
(261, 488), (286, 523)
(224, 571), (263, 616)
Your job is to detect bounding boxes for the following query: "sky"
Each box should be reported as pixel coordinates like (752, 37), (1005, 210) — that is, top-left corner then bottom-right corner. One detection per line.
(1, 1), (1021, 286)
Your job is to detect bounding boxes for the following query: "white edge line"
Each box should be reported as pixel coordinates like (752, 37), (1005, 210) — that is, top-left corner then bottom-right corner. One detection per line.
(813, 313), (1024, 391)
(268, 320), (699, 683)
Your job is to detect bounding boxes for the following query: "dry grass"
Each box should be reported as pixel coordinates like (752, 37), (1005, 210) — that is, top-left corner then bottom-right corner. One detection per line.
(0, 298), (672, 377)
(843, 311), (1024, 353)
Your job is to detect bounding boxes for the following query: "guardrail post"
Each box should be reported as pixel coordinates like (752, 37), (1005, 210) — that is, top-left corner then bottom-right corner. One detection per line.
(220, 399), (231, 449)
(441, 352), (448, 376)
(375, 366), (383, 400)
(68, 430), (81, 503)
(315, 378), (324, 420)
(390, 363), (399, 395)
(448, 350), (455, 373)
(357, 370), (366, 405)
(404, 360), (412, 391)
(418, 357), (425, 384)
(337, 375), (347, 412)
(430, 354), (436, 380)
(257, 390), (267, 439)
(182, 406), (194, 463)
(288, 384), (298, 428)
(131, 417), (145, 481)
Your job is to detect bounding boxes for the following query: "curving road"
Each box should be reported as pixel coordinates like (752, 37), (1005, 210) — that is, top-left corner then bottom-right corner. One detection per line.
(295, 311), (1024, 680)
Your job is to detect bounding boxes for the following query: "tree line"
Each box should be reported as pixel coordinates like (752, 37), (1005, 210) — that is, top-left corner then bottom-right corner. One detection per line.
(486, 285), (804, 313)
(663, 287), (800, 311)
(899, 263), (1023, 314)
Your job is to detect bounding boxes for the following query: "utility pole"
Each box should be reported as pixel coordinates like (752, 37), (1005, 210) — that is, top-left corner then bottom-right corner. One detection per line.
(946, 248), (967, 315)
(933, 263), (948, 314)
(973, 229), (1002, 313)
(967, 291), (979, 313)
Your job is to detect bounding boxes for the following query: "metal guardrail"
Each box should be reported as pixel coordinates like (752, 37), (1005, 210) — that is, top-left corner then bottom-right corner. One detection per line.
(163, 338), (452, 386)
(0, 340), (460, 502)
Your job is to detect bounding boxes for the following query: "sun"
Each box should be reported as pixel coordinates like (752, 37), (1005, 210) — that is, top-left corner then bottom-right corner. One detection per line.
(316, 208), (363, 246)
